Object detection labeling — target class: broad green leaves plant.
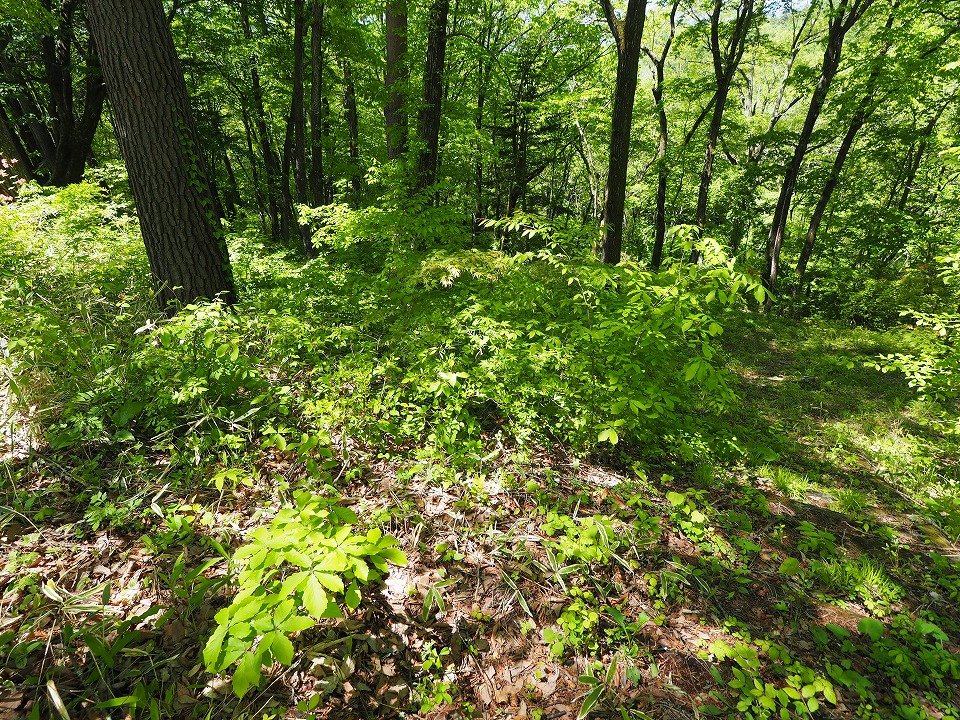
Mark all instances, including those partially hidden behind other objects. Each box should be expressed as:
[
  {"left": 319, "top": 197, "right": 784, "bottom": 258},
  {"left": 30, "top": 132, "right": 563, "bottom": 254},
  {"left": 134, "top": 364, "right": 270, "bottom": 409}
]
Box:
[{"left": 203, "top": 492, "right": 407, "bottom": 697}]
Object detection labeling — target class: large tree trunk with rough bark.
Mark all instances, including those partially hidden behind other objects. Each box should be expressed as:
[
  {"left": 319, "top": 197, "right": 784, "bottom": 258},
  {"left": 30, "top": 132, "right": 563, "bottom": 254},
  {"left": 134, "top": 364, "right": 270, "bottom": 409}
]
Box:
[
  {"left": 87, "top": 0, "right": 235, "bottom": 311},
  {"left": 600, "top": 0, "right": 647, "bottom": 265}
]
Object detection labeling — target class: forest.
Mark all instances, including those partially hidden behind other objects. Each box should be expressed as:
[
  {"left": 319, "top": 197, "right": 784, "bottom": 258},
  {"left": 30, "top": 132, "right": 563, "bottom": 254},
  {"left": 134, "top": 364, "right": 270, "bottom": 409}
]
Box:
[{"left": 1, "top": 0, "right": 960, "bottom": 717}]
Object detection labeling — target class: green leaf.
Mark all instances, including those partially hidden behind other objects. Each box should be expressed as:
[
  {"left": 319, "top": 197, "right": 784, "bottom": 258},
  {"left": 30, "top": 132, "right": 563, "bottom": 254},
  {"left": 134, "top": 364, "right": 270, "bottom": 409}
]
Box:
[
  {"left": 344, "top": 582, "right": 362, "bottom": 611},
  {"left": 314, "top": 572, "right": 345, "bottom": 593},
  {"left": 269, "top": 632, "right": 295, "bottom": 666},
  {"left": 577, "top": 684, "right": 604, "bottom": 719},
  {"left": 203, "top": 623, "right": 228, "bottom": 671},
  {"left": 857, "top": 617, "right": 885, "bottom": 642},
  {"left": 303, "top": 575, "right": 329, "bottom": 619},
  {"left": 380, "top": 547, "right": 407, "bottom": 566},
  {"left": 280, "top": 614, "right": 314, "bottom": 633},
  {"left": 597, "top": 428, "right": 619, "bottom": 445},
  {"left": 666, "top": 491, "right": 686, "bottom": 507},
  {"left": 779, "top": 557, "right": 801, "bottom": 576},
  {"left": 232, "top": 651, "right": 262, "bottom": 698}
]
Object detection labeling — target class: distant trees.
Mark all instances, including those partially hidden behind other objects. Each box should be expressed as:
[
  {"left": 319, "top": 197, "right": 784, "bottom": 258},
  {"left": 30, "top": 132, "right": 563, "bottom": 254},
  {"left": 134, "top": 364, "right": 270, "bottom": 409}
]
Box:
[
  {"left": 2, "top": 0, "right": 958, "bottom": 317},
  {"left": 87, "top": 0, "right": 235, "bottom": 310},
  {"left": 0, "top": 0, "right": 106, "bottom": 185}
]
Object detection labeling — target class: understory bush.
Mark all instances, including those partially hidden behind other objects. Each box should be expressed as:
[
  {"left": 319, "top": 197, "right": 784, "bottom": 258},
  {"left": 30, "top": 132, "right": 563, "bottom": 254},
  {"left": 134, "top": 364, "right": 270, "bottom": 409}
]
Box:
[
  {"left": 874, "top": 251, "right": 960, "bottom": 406},
  {"left": 2, "top": 189, "right": 764, "bottom": 470}
]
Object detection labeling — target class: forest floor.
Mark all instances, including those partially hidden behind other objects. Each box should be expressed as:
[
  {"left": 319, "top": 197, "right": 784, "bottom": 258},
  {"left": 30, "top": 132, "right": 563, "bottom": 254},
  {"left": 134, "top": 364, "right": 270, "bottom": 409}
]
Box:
[
  {"left": 2, "top": 190, "right": 960, "bottom": 720},
  {"left": 3, "top": 315, "right": 959, "bottom": 720}
]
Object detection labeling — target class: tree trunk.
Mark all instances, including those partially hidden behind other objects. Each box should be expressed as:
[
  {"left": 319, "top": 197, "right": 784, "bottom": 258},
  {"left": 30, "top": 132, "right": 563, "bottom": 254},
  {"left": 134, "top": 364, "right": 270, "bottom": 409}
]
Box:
[
  {"left": 0, "top": 105, "right": 33, "bottom": 184},
  {"left": 764, "top": 0, "right": 875, "bottom": 308},
  {"left": 39, "top": 2, "right": 107, "bottom": 185},
  {"left": 291, "top": 0, "right": 313, "bottom": 256},
  {"left": 417, "top": 0, "right": 450, "bottom": 192},
  {"left": 647, "top": 1, "right": 680, "bottom": 270},
  {"left": 692, "top": 0, "right": 754, "bottom": 262},
  {"left": 0, "top": 106, "right": 31, "bottom": 197},
  {"left": 385, "top": 0, "right": 409, "bottom": 160},
  {"left": 652, "top": 89, "right": 668, "bottom": 271},
  {"left": 87, "top": 0, "right": 235, "bottom": 310},
  {"left": 0, "top": 52, "right": 58, "bottom": 173},
  {"left": 794, "top": 111, "right": 864, "bottom": 290},
  {"left": 240, "top": 0, "right": 282, "bottom": 239},
  {"left": 342, "top": 58, "right": 362, "bottom": 198},
  {"left": 600, "top": 0, "right": 647, "bottom": 265},
  {"left": 795, "top": 2, "right": 897, "bottom": 292},
  {"left": 897, "top": 107, "right": 943, "bottom": 212},
  {"left": 310, "top": 0, "right": 326, "bottom": 206}
]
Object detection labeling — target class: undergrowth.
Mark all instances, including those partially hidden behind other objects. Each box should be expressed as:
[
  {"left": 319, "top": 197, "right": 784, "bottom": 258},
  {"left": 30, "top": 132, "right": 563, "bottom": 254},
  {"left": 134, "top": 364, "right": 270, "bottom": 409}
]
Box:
[{"left": 2, "top": 184, "right": 959, "bottom": 720}]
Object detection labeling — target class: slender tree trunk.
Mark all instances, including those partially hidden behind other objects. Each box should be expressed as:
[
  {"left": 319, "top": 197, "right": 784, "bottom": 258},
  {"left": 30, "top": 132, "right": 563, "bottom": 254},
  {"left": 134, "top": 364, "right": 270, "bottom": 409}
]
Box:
[
  {"left": 692, "top": 0, "right": 754, "bottom": 262},
  {"left": 310, "top": 0, "right": 326, "bottom": 206},
  {"left": 239, "top": 99, "right": 267, "bottom": 227},
  {"left": 222, "top": 149, "right": 240, "bottom": 216},
  {"left": 417, "top": 0, "right": 450, "bottom": 191},
  {"left": 0, "top": 53, "right": 58, "bottom": 172},
  {"left": 652, "top": 94, "right": 668, "bottom": 270},
  {"left": 0, "top": 107, "right": 31, "bottom": 196},
  {"left": 600, "top": 0, "right": 647, "bottom": 265},
  {"left": 35, "top": 3, "right": 107, "bottom": 185},
  {"left": 240, "top": 0, "right": 282, "bottom": 239},
  {"left": 87, "top": 0, "right": 235, "bottom": 310},
  {"left": 342, "top": 58, "right": 362, "bottom": 197},
  {"left": 291, "top": 0, "right": 313, "bottom": 255},
  {"left": 794, "top": 112, "right": 864, "bottom": 290},
  {"left": 795, "top": 2, "right": 897, "bottom": 292},
  {"left": 385, "top": 0, "right": 409, "bottom": 160},
  {"left": 646, "top": 1, "right": 679, "bottom": 270},
  {"left": 897, "top": 107, "right": 943, "bottom": 212},
  {"left": 764, "top": 0, "right": 875, "bottom": 308},
  {"left": 280, "top": 101, "right": 295, "bottom": 241},
  {"left": 0, "top": 105, "right": 33, "bottom": 183}
]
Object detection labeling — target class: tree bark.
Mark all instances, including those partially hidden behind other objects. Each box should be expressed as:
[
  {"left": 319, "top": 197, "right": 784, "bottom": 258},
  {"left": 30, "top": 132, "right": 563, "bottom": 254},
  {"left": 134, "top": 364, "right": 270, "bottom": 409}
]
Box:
[
  {"left": 794, "top": 2, "right": 898, "bottom": 292},
  {"left": 794, "top": 110, "right": 864, "bottom": 290},
  {"left": 87, "top": 0, "right": 235, "bottom": 310},
  {"left": 385, "top": 0, "right": 409, "bottom": 160},
  {"left": 646, "top": 0, "right": 680, "bottom": 270},
  {"left": 600, "top": 0, "right": 647, "bottom": 265},
  {"left": 0, "top": 106, "right": 31, "bottom": 197},
  {"left": 39, "top": 2, "right": 107, "bottom": 185},
  {"left": 417, "top": 0, "right": 450, "bottom": 191}
]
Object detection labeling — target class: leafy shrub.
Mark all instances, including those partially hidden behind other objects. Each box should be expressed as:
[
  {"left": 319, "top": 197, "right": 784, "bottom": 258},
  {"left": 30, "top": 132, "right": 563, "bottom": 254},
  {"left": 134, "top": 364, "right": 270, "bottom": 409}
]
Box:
[
  {"left": 309, "top": 217, "right": 766, "bottom": 462},
  {"left": 203, "top": 491, "right": 407, "bottom": 697},
  {"left": 873, "top": 252, "right": 960, "bottom": 403}
]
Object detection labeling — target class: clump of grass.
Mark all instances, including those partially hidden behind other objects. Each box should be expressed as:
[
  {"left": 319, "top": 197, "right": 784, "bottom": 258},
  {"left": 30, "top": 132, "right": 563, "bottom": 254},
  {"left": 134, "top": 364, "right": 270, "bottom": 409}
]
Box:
[
  {"left": 762, "top": 464, "right": 811, "bottom": 500},
  {"left": 832, "top": 487, "right": 875, "bottom": 516},
  {"left": 811, "top": 555, "right": 904, "bottom": 616}
]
